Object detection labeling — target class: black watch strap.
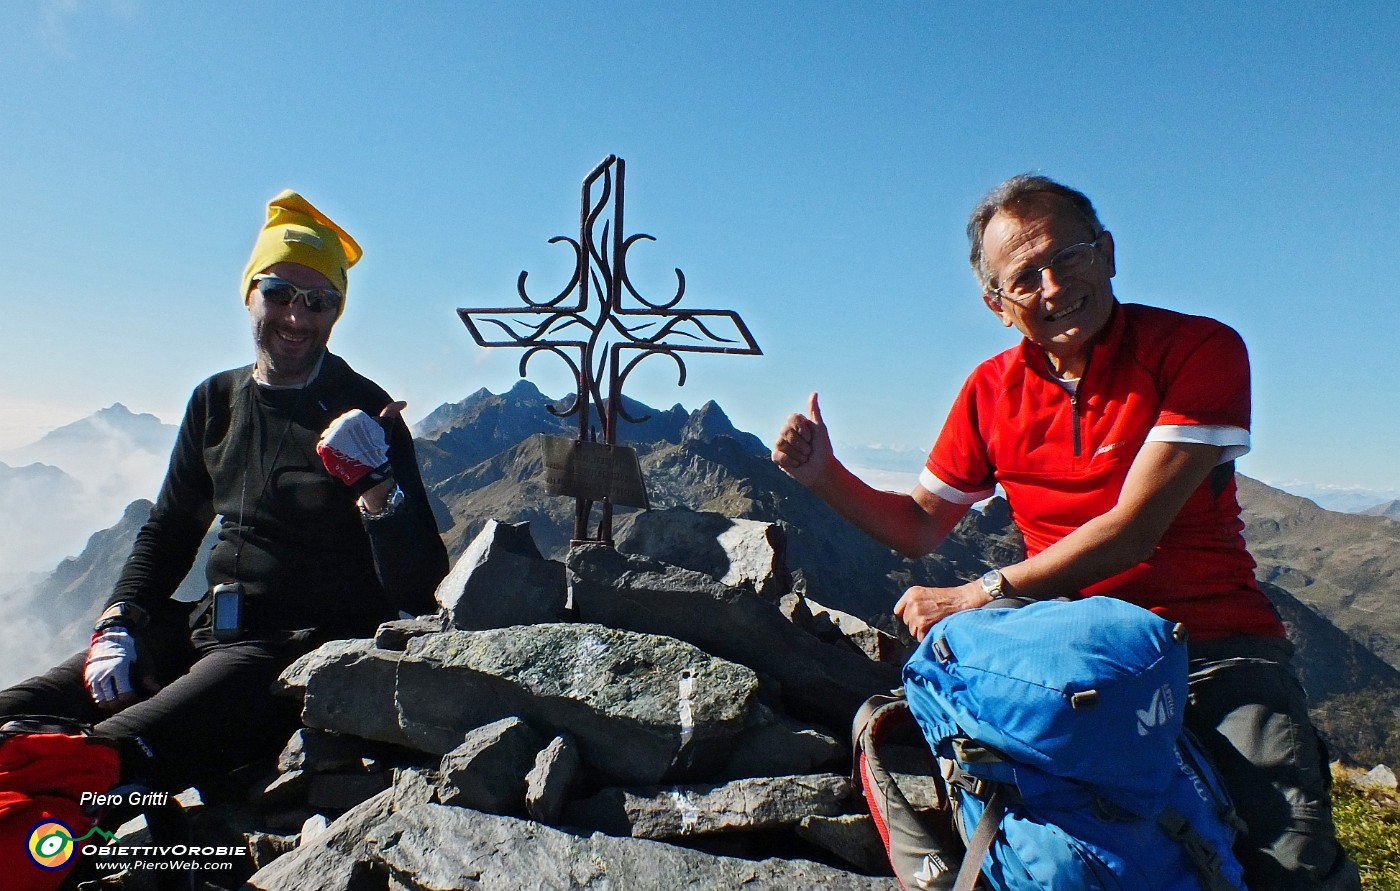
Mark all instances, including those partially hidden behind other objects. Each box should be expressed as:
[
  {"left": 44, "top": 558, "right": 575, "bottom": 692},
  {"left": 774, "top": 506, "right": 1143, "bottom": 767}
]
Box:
[
  {"left": 94, "top": 601, "right": 149, "bottom": 634},
  {"left": 352, "top": 462, "right": 394, "bottom": 495}
]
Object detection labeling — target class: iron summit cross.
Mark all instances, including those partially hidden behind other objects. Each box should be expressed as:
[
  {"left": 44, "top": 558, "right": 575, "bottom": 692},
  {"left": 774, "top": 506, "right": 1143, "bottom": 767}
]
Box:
[{"left": 457, "top": 155, "right": 762, "bottom": 543}]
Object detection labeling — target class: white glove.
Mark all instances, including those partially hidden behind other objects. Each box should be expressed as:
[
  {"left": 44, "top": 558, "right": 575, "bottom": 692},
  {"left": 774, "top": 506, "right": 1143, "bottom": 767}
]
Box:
[
  {"left": 317, "top": 409, "right": 392, "bottom": 493},
  {"left": 84, "top": 629, "right": 138, "bottom": 709}
]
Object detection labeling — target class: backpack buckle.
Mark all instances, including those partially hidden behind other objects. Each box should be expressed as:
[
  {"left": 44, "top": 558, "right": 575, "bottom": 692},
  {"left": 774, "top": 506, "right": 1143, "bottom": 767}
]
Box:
[
  {"left": 952, "top": 737, "right": 1003, "bottom": 765},
  {"left": 945, "top": 762, "right": 991, "bottom": 798},
  {"left": 931, "top": 638, "right": 954, "bottom": 664}
]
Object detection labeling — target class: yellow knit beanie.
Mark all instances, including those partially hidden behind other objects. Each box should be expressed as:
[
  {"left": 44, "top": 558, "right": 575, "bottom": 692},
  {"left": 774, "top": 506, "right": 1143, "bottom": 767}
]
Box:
[{"left": 240, "top": 190, "right": 362, "bottom": 311}]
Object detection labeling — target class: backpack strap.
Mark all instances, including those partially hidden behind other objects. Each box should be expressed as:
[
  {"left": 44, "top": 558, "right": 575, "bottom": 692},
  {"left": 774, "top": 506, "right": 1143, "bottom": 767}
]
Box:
[
  {"left": 951, "top": 789, "right": 1002, "bottom": 891},
  {"left": 1157, "top": 807, "right": 1244, "bottom": 891},
  {"left": 853, "top": 690, "right": 962, "bottom": 890},
  {"left": 0, "top": 716, "right": 95, "bottom": 740},
  {"left": 851, "top": 690, "right": 908, "bottom": 780},
  {"left": 943, "top": 757, "right": 1005, "bottom": 891}
]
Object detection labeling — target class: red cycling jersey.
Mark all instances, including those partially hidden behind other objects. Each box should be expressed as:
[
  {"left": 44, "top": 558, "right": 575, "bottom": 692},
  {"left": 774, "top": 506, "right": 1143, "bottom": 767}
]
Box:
[{"left": 921, "top": 302, "right": 1283, "bottom": 641}]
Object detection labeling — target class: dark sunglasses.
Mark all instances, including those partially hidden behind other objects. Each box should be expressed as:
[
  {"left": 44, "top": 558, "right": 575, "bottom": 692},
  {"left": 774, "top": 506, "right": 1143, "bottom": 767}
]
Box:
[{"left": 251, "top": 274, "right": 343, "bottom": 313}]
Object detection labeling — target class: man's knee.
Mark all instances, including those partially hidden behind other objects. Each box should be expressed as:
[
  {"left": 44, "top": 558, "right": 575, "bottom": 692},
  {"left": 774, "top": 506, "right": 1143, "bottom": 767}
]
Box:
[{"left": 91, "top": 642, "right": 304, "bottom": 788}]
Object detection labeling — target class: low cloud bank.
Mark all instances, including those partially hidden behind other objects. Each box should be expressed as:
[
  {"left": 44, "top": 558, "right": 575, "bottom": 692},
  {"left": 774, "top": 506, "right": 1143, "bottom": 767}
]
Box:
[{"left": 0, "top": 406, "right": 173, "bottom": 582}]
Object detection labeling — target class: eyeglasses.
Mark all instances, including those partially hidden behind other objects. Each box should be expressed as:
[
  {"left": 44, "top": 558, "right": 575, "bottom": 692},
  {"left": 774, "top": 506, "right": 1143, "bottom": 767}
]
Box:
[
  {"left": 251, "top": 275, "right": 342, "bottom": 313},
  {"left": 988, "top": 237, "right": 1102, "bottom": 307}
]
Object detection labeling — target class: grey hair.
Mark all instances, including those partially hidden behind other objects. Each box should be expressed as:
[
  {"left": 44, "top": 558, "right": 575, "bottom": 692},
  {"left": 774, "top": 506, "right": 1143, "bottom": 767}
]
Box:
[{"left": 967, "top": 174, "right": 1106, "bottom": 288}]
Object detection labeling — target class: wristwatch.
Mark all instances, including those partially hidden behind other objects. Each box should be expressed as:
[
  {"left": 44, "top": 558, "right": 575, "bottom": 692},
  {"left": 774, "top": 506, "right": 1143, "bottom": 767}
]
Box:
[
  {"left": 361, "top": 483, "right": 405, "bottom": 518},
  {"left": 978, "top": 569, "right": 1007, "bottom": 601},
  {"left": 94, "top": 600, "right": 148, "bottom": 633}
]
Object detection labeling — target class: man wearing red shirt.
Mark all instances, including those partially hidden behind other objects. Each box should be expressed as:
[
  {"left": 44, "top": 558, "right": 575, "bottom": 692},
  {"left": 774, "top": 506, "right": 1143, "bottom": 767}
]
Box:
[{"left": 773, "top": 175, "right": 1357, "bottom": 890}]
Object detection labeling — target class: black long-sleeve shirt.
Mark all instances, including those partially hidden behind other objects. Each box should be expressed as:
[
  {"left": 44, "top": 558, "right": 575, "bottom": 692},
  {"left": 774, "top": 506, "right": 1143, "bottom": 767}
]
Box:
[{"left": 108, "top": 352, "right": 448, "bottom": 638}]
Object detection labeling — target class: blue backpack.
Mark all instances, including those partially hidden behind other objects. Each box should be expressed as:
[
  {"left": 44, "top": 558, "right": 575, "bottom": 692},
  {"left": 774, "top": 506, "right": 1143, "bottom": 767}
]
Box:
[{"left": 902, "top": 597, "right": 1247, "bottom": 891}]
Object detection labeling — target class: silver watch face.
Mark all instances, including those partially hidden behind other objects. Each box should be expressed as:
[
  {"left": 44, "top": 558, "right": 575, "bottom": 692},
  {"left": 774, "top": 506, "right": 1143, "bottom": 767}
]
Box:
[
  {"left": 363, "top": 484, "right": 405, "bottom": 517},
  {"left": 979, "top": 570, "right": 1002, "bottom": 596}
]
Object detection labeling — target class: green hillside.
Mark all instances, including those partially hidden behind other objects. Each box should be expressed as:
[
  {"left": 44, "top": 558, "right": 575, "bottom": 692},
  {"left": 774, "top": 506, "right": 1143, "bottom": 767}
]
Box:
[{"left": 1333, "top": 768, "right": 1400, "bottom": 889}]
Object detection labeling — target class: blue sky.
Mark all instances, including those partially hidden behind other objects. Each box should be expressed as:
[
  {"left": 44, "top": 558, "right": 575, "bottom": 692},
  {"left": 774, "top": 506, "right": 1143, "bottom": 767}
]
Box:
[{"left": 2, "top": 1, "right": 1398, "bottom": 496}]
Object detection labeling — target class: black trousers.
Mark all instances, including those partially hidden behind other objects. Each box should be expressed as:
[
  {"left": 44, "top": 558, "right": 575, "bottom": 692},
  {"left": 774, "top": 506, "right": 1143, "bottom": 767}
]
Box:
[
  {"left": 1186, "top": 637, "right": 1359, "bottom": 891},
  {"left": 0, "top": 635, "right": 309, "bottom": 793}
]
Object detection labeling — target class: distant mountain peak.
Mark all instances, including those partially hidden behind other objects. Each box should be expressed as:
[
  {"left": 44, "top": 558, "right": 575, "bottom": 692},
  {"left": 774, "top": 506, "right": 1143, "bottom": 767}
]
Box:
[
  {"left": 506, "top": 379, "right": 544, "bottom": 399},
  {"left": 0, "top": 460, "right": 74, "bottom": 483},
  {"left": 1360, "top": 499, "right": 1400, "bottom": 521},
  {"left": 0, "top": 404, "right": 176, "bottom": 466},
  {"left": 31, "top": 403, "right": 170, "bottom": 441},
  {"left": 682, "top": 400, "right": 739, "bottom": 442}
]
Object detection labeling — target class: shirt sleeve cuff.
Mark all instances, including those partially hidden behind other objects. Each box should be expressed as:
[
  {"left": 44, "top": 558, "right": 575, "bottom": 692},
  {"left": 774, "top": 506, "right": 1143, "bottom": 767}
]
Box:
[
  {"left": 918, "top": 467, "right": 995, "bottom": 504},
  {"left": 1145, "top": 424, "right": 1251, "bottom": 463}
]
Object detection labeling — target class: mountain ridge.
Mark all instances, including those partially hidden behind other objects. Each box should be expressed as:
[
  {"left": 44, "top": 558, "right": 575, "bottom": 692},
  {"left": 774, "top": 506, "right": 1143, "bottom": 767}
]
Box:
[
  {"left": 2, "top": 387, "right": 1397, "bottom": 765},
  {"left": 0, "top": 402, "right": 175, "bottom": 463},
  {"left": 1359, "top": 499, "right": 1400, "bottom": 522},
  {"left": 1237, "top": 475, "right": 1400, "bottom": 673}
]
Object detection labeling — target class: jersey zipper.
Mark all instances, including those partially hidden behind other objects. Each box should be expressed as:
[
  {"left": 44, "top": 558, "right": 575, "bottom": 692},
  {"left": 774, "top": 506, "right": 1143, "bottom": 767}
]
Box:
[
  {"left": 1068, "top": 355, "right": 1091, "bottom": 460},
  {"left": 1044, "top": 350, "right": 1089, "bottom": 460},
  {"left": 1071, "top": 391, "right": 1081, "bottom": 457}
]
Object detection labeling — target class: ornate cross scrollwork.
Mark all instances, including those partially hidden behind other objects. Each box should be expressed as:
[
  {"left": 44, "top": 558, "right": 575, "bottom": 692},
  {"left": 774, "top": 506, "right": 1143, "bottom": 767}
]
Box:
[{"left": 458, "top": 155, "right": 762, "bottom": 543}]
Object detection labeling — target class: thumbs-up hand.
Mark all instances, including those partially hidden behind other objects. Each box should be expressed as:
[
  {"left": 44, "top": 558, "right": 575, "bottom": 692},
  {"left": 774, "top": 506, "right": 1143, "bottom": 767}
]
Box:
[
  {"left": 771, "top": 392, "right": 835, "bottom": 489},
  {"left": 317, "top": 405, "right": 398, "bottom": 494}
]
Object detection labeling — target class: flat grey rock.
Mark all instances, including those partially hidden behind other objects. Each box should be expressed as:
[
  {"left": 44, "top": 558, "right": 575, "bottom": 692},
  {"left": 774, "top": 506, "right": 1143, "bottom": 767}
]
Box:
[
  {"left": 564, "top": 773, "right": 852, "bottom": 839},
  {"left": 719, "top": 703, "right": 844, "bottom": 780},
  {"left": 275, "top": 639, "right": 382, "bottom": 701},
  {"left": 367, "top": 803, "right": 902, "bottom": 890},
  {"left": 394, "top": 624, "right": 757, "bottom": 783},
  {"left": 296, "top": 642, "right": 408, "bottom": 748},
  {"left": 796, "top": 813, "right": 891, "bottom": 874},
  {"left": 392, "top": 766, "right": 440, "bottom": 812},
  {"left": 568, "top": 545, "right": 899, "bottom": 728},
  {"left": 376, "top": 615, "right": 448, "bottom": 651},
  {"left": 617, "top": 508, "right": 789, "bottom": 601},
  {"left": 276, "top": 728, "right": 371, "bottom": 775}
]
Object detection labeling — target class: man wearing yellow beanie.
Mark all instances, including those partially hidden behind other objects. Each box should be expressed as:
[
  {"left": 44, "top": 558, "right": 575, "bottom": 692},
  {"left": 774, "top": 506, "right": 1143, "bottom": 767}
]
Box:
[
  {"left": 0, "top": 191, "right": 448, "bottom": 807},
  {"left": 241, "top": 189, "right": 362, "bottom": 301},
  {"left": 240, "top": 190, "right": 361, "bottom": 387}
]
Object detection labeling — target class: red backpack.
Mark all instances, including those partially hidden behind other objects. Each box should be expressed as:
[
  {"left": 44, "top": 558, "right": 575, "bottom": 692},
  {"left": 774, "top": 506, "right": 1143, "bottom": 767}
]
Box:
[{"left": 0, "top": 718, "right": 121, "bottom": 891}]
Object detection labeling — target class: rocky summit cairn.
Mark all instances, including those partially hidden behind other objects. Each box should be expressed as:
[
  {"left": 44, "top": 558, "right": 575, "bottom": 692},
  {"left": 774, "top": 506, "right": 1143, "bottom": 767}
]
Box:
[{"left": 170, "top": 510, "right": 909, "bottom": 889}]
